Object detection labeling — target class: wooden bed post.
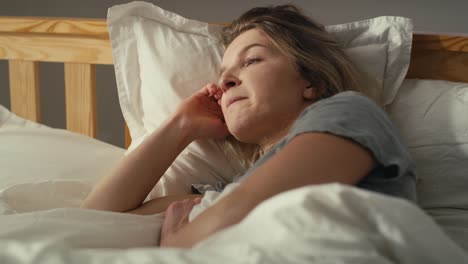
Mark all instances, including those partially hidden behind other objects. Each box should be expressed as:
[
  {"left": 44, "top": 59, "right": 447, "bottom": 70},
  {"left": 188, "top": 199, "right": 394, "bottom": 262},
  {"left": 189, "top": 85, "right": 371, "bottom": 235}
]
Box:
[
  {"left": 125, "top": 123, "right": 132, "bottom": 149},
  {"left": 8, "top": 60, "right": 41, "bottom": 122},
  {"left": 64, "top": 63, "right": 97, "bottom": 138}
]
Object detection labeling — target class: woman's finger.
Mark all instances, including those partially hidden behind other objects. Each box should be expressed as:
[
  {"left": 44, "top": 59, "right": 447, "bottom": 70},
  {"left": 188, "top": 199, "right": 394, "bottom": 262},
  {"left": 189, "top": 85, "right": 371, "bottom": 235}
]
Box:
[{"left": 206, "top": 83, "right": 218, "bottom": 95}]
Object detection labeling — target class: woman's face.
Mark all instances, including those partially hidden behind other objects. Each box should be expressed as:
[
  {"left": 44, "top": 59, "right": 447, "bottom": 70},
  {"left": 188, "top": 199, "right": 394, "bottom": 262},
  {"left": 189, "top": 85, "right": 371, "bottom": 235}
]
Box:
[{"left": 219, "top": 28, "right": 310, "bottom": 145}]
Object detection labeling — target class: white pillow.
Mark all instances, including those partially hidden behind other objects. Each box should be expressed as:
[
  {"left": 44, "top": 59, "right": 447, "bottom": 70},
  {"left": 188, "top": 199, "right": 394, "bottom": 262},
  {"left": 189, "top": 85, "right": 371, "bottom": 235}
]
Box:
[
  {"left": 107, "top": 1, "right": 413, "bottom": 198},
  {"left": 0, "top": 105, "right": 125, "bottom": 213},
  {"left": 387, "top": 79, "right": 468, "bottom": 251}
]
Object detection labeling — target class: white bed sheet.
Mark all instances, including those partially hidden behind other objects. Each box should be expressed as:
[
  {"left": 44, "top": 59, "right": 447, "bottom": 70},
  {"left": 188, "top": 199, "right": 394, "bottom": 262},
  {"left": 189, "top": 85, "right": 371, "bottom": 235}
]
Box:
[{"left": 0, "top": 105, "right": 125, "bottom": 211}]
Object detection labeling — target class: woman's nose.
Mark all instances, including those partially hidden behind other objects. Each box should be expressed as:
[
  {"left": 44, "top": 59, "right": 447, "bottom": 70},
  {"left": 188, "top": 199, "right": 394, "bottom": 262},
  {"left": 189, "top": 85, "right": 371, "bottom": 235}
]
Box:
[{"left": 219, "top": 76, "right": 241, "bottom": 92}]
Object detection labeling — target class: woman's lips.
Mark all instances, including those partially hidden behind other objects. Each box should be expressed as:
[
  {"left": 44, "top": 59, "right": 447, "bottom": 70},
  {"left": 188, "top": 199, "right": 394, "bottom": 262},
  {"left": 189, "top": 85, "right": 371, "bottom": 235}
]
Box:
[{"left": 227, "top": 97, "right": 247, "bottom": 108}]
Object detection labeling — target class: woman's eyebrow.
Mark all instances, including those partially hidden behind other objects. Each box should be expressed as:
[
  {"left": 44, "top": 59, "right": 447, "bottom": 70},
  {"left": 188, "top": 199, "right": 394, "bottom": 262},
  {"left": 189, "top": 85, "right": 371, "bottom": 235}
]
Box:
[{"left": 220, "top": 43, "right": 267, "bottom": 76}]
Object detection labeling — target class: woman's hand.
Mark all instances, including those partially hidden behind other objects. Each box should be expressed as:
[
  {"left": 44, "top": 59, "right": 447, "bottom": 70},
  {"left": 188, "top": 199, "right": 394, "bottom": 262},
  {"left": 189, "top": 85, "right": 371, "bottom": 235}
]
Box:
[
  {"left": 160, "top": 197, "right": 202, "bottom": 247},
  {"left": 173, "top": 83, "right": 229, "bottom": 141}
]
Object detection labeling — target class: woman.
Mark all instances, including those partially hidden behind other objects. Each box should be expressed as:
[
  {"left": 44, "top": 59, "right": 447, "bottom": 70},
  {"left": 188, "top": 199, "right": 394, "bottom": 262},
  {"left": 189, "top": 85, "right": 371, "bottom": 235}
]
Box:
[{"left": 81, "top": 5, "right": 416, "bottom": 248}]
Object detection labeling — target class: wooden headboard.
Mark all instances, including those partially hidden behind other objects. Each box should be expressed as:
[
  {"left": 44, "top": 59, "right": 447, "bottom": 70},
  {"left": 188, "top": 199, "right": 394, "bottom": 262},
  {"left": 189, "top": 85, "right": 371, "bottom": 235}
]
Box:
[{"left": 1, "top": 17, "right": 468, "bottom": 149}]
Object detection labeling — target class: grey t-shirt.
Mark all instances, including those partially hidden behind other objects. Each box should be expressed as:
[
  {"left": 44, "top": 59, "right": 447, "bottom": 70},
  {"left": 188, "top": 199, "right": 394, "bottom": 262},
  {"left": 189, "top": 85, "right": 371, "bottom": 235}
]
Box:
[{"left": 193, "top": 91, "right": 417, "bottom": 202}]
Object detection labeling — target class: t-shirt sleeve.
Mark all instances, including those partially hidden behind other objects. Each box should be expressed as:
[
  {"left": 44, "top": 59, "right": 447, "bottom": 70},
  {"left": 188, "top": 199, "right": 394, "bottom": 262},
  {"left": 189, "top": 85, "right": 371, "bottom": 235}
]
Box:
[{"left": 285, "top": 91, "right": 416, "bottom": 200}]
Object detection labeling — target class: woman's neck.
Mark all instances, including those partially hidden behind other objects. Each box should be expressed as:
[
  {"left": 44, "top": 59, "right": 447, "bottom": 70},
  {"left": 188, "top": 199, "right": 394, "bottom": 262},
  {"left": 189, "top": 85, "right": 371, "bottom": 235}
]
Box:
[
  {"left": 258, "top": 103, "right": 311, "bottom": 154},
  {"left": 258, "top": 122, "right": 291, "bottom": 154}
]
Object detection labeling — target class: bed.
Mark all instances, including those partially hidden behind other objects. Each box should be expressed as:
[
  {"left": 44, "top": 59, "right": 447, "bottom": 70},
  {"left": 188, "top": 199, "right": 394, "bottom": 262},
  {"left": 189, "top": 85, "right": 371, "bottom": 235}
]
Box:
[{"left": 0, "top": 2, "right": 468, "bottom": 263}]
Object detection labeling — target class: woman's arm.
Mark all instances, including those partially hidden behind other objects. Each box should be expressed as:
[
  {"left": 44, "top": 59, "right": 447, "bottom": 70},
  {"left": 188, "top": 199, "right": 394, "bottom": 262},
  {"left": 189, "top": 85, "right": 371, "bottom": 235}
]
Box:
[
  {"left": 161, "top": 132, "right": 377, "bottom": 247},
  {"left": 80, "top": 84, "right": 227, "bottom": 213},
  {"left": 80, "top": 114, "right": 194, "bottom": 212},
  {"left": 127, "top": 194, "right": 203, "bottom": 215}
]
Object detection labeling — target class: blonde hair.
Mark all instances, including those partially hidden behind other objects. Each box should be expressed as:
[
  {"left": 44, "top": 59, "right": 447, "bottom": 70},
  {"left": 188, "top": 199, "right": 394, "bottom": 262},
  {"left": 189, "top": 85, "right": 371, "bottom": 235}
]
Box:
[{"left": 219, "top": 4, "right": 380, "bottom": 171}]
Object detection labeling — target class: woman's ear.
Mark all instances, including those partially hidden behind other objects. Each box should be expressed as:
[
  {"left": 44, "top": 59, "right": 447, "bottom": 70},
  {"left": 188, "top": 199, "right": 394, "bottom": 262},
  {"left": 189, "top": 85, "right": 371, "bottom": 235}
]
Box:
[{"left": 302, "top": 85, "right": 318, "bottom": 100}]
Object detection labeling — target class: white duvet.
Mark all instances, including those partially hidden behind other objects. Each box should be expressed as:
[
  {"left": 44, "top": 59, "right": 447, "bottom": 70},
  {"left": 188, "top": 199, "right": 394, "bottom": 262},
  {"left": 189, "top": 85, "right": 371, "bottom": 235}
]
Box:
[
  {"left": 1, "top": 106, "right": 467, "bottom": 263},
  {"left": 0, "top": 183, "right": 467, "bottom": 264}
]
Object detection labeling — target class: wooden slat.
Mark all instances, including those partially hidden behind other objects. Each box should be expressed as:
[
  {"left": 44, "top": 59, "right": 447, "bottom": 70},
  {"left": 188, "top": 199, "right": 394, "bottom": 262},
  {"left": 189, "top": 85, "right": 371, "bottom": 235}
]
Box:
[
  {"left": 0, "top": 16, "right": 108, "bottom": 37},
  {"left": 412, "top": 34, "right": 468, "bottom": 52},
  {"left": 0, "top": 33, "right": 112, "bottom": 64},
  {"left": 64, "top": 63, "right": 96, "bottom": 138},
  {"left": 407, "top": 49, "right": 468, "bottom": 82},
  {"left": 125, "top": 123, "right": 132, "bottom": 149},
  {"left": 405, "top": 33, "right": 468, "bottom": 82},
  {"left": 8, "top": 60, "right": 41, "bottom": 122}
]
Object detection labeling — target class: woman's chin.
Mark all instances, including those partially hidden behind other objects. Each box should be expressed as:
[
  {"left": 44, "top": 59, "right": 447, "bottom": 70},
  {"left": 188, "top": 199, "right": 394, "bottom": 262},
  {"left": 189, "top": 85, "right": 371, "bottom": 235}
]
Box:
[{"left": 227, "top": 125, "right": 258, "bottom": 144}]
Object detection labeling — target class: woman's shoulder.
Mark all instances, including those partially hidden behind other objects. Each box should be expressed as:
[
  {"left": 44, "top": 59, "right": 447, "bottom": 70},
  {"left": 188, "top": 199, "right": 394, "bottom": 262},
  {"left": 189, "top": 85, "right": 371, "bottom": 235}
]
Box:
[
  {"left": 326, "top": 90, "right": 375, "bottom": 101},
  {"left": 295, "top": 91, "right": 387, "bottom": 127},
  {"left": 303, "top": 91, "right": 381, "bottom": 114},
  {"left": 287, "top": 90, "right": 409, "bottom": 170}
]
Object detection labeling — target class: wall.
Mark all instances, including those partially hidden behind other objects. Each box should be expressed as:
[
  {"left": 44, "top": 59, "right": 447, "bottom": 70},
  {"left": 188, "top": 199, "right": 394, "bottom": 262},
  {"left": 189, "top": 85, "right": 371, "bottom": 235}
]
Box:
[{"left": 1, "top": 0, "right": 467, "bottom": 148}]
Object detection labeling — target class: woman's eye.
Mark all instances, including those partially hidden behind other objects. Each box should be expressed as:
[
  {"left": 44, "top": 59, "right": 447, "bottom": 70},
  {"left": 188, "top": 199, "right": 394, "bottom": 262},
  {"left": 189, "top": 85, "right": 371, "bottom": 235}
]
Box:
[{"left": 243, "top": 57, "right": 260, "bottom": 67}]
